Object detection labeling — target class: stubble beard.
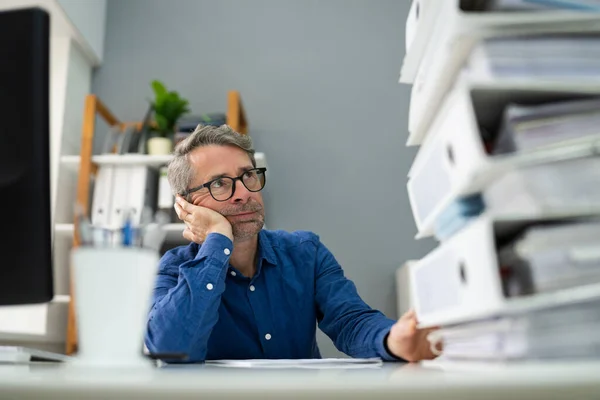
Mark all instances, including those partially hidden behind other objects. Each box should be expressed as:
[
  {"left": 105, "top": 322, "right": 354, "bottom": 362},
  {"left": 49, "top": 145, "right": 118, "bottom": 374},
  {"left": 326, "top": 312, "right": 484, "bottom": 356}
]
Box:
[{"left": 219, "top": 200, "right": 265, "bottom": 241}]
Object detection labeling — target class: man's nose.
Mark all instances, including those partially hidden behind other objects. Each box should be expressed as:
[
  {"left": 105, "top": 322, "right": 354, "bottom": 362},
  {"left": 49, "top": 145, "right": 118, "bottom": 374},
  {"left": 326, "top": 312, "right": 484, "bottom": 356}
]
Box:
[{"left": 231, "top": 179, "right": 251, "bottom": 203}]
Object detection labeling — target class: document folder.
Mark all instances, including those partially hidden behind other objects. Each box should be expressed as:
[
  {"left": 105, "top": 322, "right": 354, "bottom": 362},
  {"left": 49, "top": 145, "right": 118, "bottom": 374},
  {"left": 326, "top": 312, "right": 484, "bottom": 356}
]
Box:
[
  {"left": 407, "top": 80, "right": 600, "bottom": 238},
  {"left": 410, "top": 214, "right": 600, "bottom": 328}
]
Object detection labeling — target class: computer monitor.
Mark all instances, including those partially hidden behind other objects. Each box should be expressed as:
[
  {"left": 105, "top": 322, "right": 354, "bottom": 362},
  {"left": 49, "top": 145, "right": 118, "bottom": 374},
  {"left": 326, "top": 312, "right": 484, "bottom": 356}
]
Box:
[{"left": 0, "top": 7, "right": 52, "bottom": 305}]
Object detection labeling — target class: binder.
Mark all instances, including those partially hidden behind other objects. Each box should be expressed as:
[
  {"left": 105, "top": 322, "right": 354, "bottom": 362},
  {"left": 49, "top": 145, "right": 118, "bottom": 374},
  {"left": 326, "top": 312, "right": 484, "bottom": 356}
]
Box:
[
  {"left": 404, "top": 0, "right": 418, "bottom": 55},
  {"left": 428, "top": 295, "right": 600, "bottom": 361},
  {"left": 406, "top": 28, "right": 600, "bottom": 146},
  {"left": 127, "top": 166, "right": 158, "bottom": 226},
  {"left": 108, "top": 166, "right": 132, "bottom": 230},
  {"left": 157, "top": 165, "right": 173, "bottom": 211},
  {"left": 400, "top": 0, "right": 600, "bottom": 84},
  {"left": 409, "top": 214, "right": 600, "bottom": 328},
  {"left": 407, "top": 80, "right": 600, "bottom": 238},
  {"left": 90, "top": 165, "right": 114, "bottom": 228}
]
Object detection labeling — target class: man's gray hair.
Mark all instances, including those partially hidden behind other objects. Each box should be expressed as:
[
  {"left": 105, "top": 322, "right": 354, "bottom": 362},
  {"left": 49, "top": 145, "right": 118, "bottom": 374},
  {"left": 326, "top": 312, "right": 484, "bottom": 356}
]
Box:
[{"left": 167, "top": 124, "right": 256, "bottom": 196}]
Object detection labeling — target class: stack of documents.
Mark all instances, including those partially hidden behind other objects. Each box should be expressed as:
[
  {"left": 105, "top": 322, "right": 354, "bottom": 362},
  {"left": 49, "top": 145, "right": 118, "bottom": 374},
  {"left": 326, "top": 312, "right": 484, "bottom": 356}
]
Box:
[
  {"left": 471, "top": 0, "right": 600, "bottom": 11},
  {"left": 417, "top": 218, "right": 600, "bottom": 362},
  {"left": 493, "top": 97, "right": 600, "bottom": 154},
  {"left": 467, "top": 34, "right": 600, "bottom": 81},
  {"left": 432, "top": 96, "right": 600, "bottom": 239},
  {"left": 497, "top": 220, "right": 600, "bottom": 296},
  {"left": 401, "top": 0, "right": 600, "bottom": 365},
  {"left": 482, "top": 154, "right": 600, "bottom": 216},
  {"left": 428, "top": 294, "right": 600, "bottom": 361}
]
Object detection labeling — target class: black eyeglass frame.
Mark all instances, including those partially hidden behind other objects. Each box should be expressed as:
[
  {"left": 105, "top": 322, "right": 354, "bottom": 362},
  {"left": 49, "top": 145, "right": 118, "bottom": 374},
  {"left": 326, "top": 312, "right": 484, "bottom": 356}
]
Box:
[{"left": 181, "top": 167, "right": 267, "bottom": 202}]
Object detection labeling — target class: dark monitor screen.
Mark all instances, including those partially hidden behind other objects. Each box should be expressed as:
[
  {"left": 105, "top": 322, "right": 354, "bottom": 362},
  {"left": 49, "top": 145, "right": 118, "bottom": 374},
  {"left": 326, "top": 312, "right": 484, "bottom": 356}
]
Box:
[{"left": 0, "top": 7, "right": 52, "bottom": 305}]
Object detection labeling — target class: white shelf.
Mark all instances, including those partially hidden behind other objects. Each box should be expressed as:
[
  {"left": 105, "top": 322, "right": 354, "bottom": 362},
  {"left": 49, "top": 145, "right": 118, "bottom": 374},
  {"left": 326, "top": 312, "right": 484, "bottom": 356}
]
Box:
[
  {"left": 61, "top": 154, "right": 173, "bottom": 168},
  {"left": 61, "top": 152, "right": 266, "bottom": 169},
  {"left": 54, "top": 223, "right": 74, "bottom": 235},
  {"left": 53, "top": 223, "right": 188, "bottom": 244}
]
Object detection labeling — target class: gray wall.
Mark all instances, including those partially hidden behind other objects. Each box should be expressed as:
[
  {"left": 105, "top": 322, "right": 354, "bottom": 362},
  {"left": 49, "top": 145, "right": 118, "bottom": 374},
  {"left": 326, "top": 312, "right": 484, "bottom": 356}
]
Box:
[{"left": 93, "top": 0, "right": 435, "bottom": 357}]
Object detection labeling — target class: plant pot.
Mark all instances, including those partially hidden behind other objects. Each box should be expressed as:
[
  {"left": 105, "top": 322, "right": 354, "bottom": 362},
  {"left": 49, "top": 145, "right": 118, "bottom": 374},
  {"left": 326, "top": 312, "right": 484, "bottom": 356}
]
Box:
[{"left": 147, "top": 137, "right": 173, "bottom": 155}]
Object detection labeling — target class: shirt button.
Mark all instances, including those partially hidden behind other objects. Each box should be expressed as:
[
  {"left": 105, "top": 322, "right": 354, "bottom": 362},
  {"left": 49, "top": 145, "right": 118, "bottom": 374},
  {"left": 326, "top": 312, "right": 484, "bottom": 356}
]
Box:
[
  {"left": 230, "top": 270, "right": 236, "bottom": 277},
  {"left": 206, "top": 283, "right": 214, "bottom": 290},
  {"left": 265, "top": 333, "right": 272, "bottom": 340},
  {"left": 224, "top": 248, "right": 231, "bottom": 256},
  {"left": 249, "top": 285, "right": 255, "bottom": 292}
]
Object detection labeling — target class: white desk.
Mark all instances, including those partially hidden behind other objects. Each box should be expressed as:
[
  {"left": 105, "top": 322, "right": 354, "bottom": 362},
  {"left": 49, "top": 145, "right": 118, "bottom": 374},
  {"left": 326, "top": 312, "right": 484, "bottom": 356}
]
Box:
[{"left": 0, "top": 360, "right": 599, "bottom": 399}]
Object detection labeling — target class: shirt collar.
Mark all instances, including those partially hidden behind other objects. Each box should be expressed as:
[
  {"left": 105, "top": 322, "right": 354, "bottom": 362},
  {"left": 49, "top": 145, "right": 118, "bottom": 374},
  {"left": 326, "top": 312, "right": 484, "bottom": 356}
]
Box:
[{"left": 257, "top": 229, "right": 277, "bottom": 267}]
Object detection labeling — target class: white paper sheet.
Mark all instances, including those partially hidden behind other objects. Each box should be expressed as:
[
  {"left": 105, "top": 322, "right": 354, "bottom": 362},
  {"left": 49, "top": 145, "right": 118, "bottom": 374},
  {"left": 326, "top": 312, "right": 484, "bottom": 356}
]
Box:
[{"left": 206, "top": 358, "right": 383, "bottom": 369}]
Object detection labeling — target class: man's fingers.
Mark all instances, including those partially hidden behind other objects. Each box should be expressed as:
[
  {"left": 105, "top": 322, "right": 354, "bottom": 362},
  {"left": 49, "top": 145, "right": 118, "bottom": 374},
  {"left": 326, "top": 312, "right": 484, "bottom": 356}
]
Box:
[
  {"left": 401, "top": 309, "right": 416, "bottom": 321},
  {"left": 174, "top": 203, "right": 183, "bottom": 219},
  {"left": 176, "top": 195, "right": 195, "bottom": 213},
  {"left": 175, "top": 202, "right": 196, "bottom": 223}
]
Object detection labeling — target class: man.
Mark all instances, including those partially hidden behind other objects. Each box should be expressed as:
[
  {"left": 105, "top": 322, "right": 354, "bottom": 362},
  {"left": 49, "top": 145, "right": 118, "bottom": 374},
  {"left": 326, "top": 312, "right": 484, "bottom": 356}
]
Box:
[{"left": 145, "top": 124, "right": 437, "bottom": 362}]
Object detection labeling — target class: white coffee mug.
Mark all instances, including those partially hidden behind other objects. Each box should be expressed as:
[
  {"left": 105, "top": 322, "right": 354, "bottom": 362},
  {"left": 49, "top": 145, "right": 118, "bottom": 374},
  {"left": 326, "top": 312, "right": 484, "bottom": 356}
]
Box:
[{"left": 70, "top": 247, "right": 159, "bottom": 368}]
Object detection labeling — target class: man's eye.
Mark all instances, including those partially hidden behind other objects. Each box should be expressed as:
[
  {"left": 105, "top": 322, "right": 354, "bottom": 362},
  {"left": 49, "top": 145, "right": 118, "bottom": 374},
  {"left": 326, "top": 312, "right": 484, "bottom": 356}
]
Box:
[
  {"left": 212, "top": 178, "right": 226, "bottom": 188},
  {"left": 244, "top": 171, "right": 257, "bottom": 179}
]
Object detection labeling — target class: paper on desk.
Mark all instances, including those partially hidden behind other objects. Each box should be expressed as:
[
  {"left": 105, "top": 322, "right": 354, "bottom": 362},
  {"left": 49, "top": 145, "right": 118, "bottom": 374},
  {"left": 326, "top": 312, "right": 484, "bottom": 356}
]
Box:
[{"left": 206, "top": 358, "right": 383, "bottom": 369}]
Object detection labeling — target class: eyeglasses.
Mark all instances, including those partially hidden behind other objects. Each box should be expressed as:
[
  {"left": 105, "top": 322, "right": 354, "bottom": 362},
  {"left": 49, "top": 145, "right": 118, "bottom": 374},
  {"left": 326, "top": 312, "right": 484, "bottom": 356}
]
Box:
[{"left": 182, "top": 167, "right": 267, "bottom": 202}]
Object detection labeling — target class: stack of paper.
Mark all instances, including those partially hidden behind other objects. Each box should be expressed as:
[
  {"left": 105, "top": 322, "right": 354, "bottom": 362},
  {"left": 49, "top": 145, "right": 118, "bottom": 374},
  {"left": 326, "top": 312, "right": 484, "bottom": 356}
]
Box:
[
  {"left": 467, "top": 34, "right": 600, "bottom": 81},
  {"left": 428, "top": 294, "right": 600, "bottom": 361},
  {"left": 482, "top": 155, "right": 600, "bottom": 216},
  {"left": 493, "top": 97, "right": 600, "bottom": 154},
  {"left": 472, "top": 0, "right": 600, "bottom": 11},
  {"left": 206, "top": 358, "right": 383, "bottom": 369},
  {"left": 401, "top": 0, "right": 600, "bottom": 366},
  {"left": 433, "top": 96, "right": 600, "bottom": 239},
  {"left": 498, "top": 220, "right": 600, "bottom": 296}
]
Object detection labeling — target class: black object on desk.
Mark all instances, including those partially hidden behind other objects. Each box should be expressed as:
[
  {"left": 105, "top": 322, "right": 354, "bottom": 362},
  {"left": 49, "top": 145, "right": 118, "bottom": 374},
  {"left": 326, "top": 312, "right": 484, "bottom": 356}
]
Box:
[{"left": 0, "top": 7, "right": 53, "bottom": 306}]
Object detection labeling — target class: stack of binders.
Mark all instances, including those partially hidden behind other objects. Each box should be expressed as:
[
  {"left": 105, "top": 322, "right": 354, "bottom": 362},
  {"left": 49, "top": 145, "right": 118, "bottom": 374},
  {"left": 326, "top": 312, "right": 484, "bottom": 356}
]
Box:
[{"left": 400, "top": 0, "right": 600, "bottom": 363}]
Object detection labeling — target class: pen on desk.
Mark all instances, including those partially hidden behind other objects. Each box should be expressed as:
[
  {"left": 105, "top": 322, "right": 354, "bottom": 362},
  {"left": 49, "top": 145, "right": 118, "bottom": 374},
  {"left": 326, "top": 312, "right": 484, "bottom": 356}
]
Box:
[{"left": 122, "top": 212, "right": 134, "bottom": 247}]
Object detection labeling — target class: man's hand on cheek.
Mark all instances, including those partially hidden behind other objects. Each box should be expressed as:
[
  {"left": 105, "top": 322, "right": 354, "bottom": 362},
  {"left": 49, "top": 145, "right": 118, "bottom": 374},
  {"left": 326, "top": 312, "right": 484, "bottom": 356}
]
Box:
[
  {"left": 174, "top": 196, "right": 233, "bottom": 243},
  {"left": 386, "top": 309, "right": 440, "bottom": 362}
]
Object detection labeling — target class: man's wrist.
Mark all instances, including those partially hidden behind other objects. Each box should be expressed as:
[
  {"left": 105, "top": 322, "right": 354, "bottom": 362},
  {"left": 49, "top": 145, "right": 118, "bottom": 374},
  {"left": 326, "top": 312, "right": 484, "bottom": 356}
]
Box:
[
  {"left": 208, "top": 225, "right": 233, "bottom": 241},
  {"left": 383, "top": 332, "right": 406, "bottom": 362}
]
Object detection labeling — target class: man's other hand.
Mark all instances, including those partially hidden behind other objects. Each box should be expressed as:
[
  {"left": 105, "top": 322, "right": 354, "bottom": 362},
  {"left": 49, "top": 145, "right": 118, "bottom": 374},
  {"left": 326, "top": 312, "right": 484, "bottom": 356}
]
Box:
[{"left": 386, "top": 309, "right": 439, "bottom": 362}]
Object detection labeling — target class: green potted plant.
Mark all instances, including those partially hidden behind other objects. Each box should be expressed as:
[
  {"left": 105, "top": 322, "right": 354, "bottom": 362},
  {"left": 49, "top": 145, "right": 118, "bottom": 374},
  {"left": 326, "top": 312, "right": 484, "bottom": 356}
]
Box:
[{"left": 147, "top": 79, "right": 191, "bottom": 155}]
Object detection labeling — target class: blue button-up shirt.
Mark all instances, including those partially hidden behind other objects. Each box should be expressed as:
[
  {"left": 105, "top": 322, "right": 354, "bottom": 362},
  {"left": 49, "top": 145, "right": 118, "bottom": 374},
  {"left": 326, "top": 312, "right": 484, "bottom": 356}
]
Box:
[{"left": 145, "top": 229, "right": 399, "bottom": 362}]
